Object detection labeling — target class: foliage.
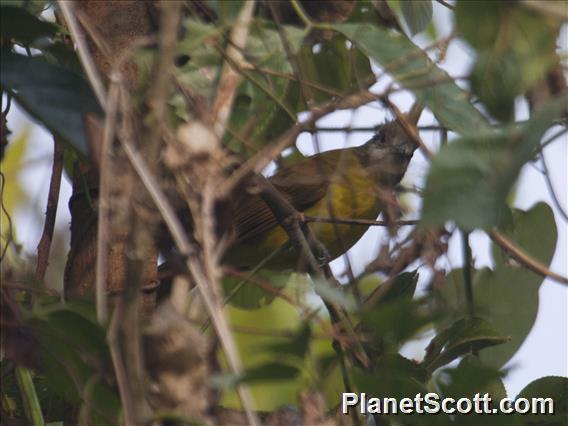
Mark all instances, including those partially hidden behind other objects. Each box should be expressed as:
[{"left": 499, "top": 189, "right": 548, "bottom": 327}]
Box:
[{"left": 1, "top": 1, "right": 566, "bottom": 425}]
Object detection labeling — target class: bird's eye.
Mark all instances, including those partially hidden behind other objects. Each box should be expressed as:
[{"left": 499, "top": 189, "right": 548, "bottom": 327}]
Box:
[{"left": 372, "top": 131, "right": 385, "bottom": 144}]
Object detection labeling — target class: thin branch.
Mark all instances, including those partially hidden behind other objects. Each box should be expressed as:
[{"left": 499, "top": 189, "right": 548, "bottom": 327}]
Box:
[
  {"left": 252, "top": 175, "right": 372, "bottom": 375},
  {"left": 213, "top": 42, "right": 297, "bottom": 122},
  {"left": 35, "top": 139, "right": 63, "bottom": 281},
  {"left": 315, "top": 125, "right": 446, "bottom": 132},
  {"left": 540, "top": 144, "right": 568, "bottom": 222},
  {"left": 240, "top": 61, "right": 344, "bottom": 98},
  {"left": 95, "top": 79, "right": 120, "bottom": 325},
  {"left": 381, "top": 96, "right": 431, "bottom": 159},
  {"left": 290, "top": 0, "right": 313, "bottom": 27},
  {"left": 106, "top": 301, "right": 135, "bottom": 426},
  {"left": 305, "top": 216, "right": 419, "bottom": 227},
  {"left": 490, "top": 229, "right": 568, "bottom": 285},
  {"left": 268, "top": 1, "right": 314, "bottom": 104},
  {"left": 119, "top": 136, "right": 261, "bottom": 426},
  {"left": 57, "top": 0, "right": 107, "bottom": 108},
  {"left": 211, "top": 0, "right": 256, "bottom": 140},
  {"left": 434, "top": 0, "right": 455, "bottom": 10},
  {"left": 219, "top": 89, "right": 378, "bottom": 197},
  {"left": 175, "top": 3, "right": 260, "bottom": 420},
  {"left": 222, "top": 267, "right": 340, "bottom": 339},
  {"left": 0, "top": 172, "right": 15, "bottom": 261},
  {"left": 143, "top": 1, "right": 183, "bottom": 161},
  {"left": 461, "top": 231, "right": 475, "bottom": 317},
  {"left": 538, "top": 126, "right": 568, "bottom": 152}
]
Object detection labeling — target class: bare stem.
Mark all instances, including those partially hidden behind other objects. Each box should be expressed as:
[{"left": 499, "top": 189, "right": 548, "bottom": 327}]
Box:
[{"left": 35, "top": 138, "right": 63, "bottom": 281}]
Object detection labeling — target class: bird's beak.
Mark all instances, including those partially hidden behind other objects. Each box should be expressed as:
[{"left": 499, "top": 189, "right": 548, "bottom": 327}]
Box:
[{"left": 406, "top": 102, "right": 424, "bottom": 126}]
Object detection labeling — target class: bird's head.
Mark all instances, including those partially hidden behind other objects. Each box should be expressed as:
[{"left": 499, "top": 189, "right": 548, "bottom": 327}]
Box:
[{"left": 359, "top": 104, "right": 422, "bottom": 186}]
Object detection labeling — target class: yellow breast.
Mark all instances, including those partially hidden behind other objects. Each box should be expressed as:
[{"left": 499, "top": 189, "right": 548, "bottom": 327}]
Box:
[{"left": 233, "top": 150, "right": 381, "bottom": 269}]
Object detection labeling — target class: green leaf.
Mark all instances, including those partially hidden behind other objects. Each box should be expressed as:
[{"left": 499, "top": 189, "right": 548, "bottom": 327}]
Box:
[
  {"left": 516, "top": 376, "right": 567, "bottom": 425},
  {"left": 241, "top": 362, "right": 301, "bottom": 383},
  {"left": 23, "top": 299, "right": 119, "bottom": 424},
  {"left": 178, "top": 17, "right": 222, "bottom": 53},
  {"left": 311, "top": 278, "right": 358, "bottom": 311},
  {"left": 334, "top": 22, "right": 490, "bottom": 134},
  {"left": 423, "top": 317, "right": 509, "bottom": 372},
  {"left": 0, "top": 1, "right": 50, "bottom": 16},
  {"left": 353, "top": 354, "right": 427, "bottom": 400},
  {"left": 434, "top": 358, "right": 513, "bottom": 424},
  {"left": 1, "top": 52, "right": 102, "bottom": 154},
  {"left": 264, "top": 324, "right": 311, "bottom": 361},
  {"left": 438, "top": 357, "right": 506, "bottom": 399},
  {"left": 361, "top": 298, "right": 438, "bottom": 350},
  {"left": 206, "top": 0, "right": 245, "bottom": 25},
  {"left": 296, "top": 33, "right": 373, "bottom": 103},
  {"left": 434, "top": 203, "right": 556, "bottom": 368},
  {"left": 470, "top": 53, "right": 518, "bottom": 122},
  {"left": 422, "top": 130, "right": 511, "bottom": 229},
  {"left": 456, "top": 2, "right": 559, "bottom": 121},
  {"left": 400, "top": 0, "right": 432, "bottom": 36},
  {"left": 0, "top": 4, "right": 58, "bottom": 44},
  {"left": 455, "top": 1, "right": 505, "bottom": 51},
  {"left": 481, "top": 204, "right": 556, "bottom": 369},
  {"left": 374, "top": 270, "right": 419, "bottom": 306},
  {"left": 222, "top": 294, "right": 303, "bottom": 411},
  {"left": 492, "top": 202, "right": 558, "bottom": 268},
  {"left": 222, "top": 269, "right": 289, "bottom": 309},
  {"left": 421, "top": 95, "right": 567, "bottom": 229}
]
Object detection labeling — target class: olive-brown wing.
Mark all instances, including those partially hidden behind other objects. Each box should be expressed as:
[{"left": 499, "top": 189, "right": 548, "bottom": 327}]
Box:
[{"left": 232, "top": 149, "right": 351, "bottom": 242}]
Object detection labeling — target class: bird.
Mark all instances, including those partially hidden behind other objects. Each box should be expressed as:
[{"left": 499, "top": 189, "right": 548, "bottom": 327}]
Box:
[{"left": 222, "top": 105, "right": 422, "bottom": 270}]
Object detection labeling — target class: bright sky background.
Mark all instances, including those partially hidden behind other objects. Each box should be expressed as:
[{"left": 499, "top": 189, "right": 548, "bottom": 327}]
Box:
[{"left": 3, "top": 0, "right": 566, "bottom": 400}]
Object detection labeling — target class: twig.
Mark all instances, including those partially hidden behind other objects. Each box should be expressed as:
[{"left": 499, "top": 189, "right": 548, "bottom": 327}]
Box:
[
  {"left": 219, "top": 89, "right": 377, "bottom": 197},
  {"left": 290, "top": 0, "right": 313, "bottom": 27},
  {"left": 268, "top": 1, "right": 314, "bottom": 104},
  {"left": 106, "top": 301, "right": 136, "bottom": 426},
  {"left": 198, "top": 2, "right": 261, "bottom": 422},
  {"left": 381, "top": 97, "right": 431, "bottom": 158},
  {"left": 461, "top": 231, "right": 475, "bottom": 317},
  {"left": 211, "top": 0, "right": 256, "bottom": 140},
  {"left": 214, "top": 42, "right": 298, "bottom": 122},
  {"left": 540, "top": 144, "right": 568, "bottom": 222},
  {"left": 57, "top": 0, "right": 107, "bottom": 108},
  {"left": 434, "top": 0, "right": 455, "bottom": 10},
  {"left": 95, "top": 79, "right": 120, "bottom": 325},
  {"left": 315, "top": 125, "right": 446, "bottom": 132},
  {"left": 117, "top": 93, "right": 152, "bottom": 424},
  {"left": 253, "top": 174, "right": 371, "bottom": 380},
  {"left": 35, "top": 138, "right": 64, "bottom": 281},
  {"left": 0, "top": 172, "right": 15, "bottom": 261},
  {"left": 538, "top": 126, "right": 568, "bottom": 152},
  {"left": 305, "top": 216, "right": 419, "bottom": 227},
  {"left": 143, "top": 1, "right": 183, "bottom": 161},
  {"left": 222, "top": 267, "right": 340, "bottom": 338},
  {"left": 490, "top": 229, "right": 568, "bottom": 285},
  {"left": 119, "top": 137, "right": 261, "bottom": 425},
  {"left": 240, "top": 61, "right": 344, "bottom": 98}
]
